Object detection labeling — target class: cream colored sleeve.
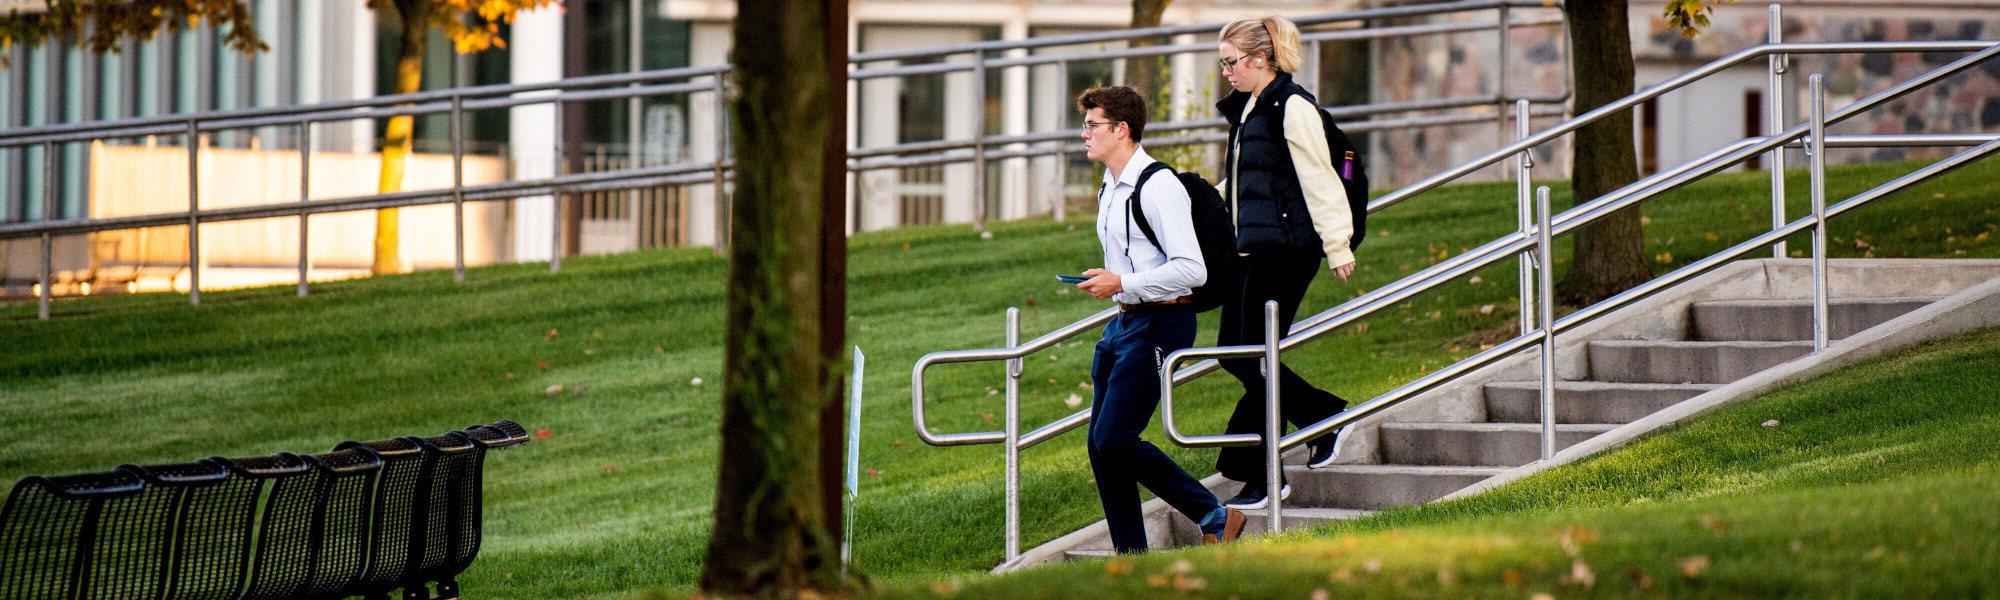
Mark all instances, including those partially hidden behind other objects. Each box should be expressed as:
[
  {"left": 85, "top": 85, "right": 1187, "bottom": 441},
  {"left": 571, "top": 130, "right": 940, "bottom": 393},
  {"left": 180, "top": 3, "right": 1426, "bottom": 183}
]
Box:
[{"left": 1282, "top": 95, "right": 1355, "bottom": 269}]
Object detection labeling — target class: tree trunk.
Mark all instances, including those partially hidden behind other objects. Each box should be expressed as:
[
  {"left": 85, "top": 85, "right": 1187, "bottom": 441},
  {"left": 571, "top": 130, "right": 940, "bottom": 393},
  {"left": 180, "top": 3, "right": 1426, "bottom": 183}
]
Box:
[
  {"left": 1554, "top": 0, "right": 1651, "bottom": 305},
  {"left": 1124, "top": 0, "right": 1172, "bottom": 120},
  {"left": 817, "top": 0, "right": 851, "bottom": 563},
  {"left": 700, "top": 0, "right": 849, "bottom": 596},
  {"left": 372, "top": 0, "right": 426, "bottom": 275}
]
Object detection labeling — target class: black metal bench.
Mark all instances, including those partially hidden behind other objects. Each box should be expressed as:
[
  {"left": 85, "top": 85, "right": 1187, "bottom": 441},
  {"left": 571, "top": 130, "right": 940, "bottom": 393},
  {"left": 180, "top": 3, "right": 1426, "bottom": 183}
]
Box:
[{"left": 0, "top": 420, "right": 530, "bottom": 600}]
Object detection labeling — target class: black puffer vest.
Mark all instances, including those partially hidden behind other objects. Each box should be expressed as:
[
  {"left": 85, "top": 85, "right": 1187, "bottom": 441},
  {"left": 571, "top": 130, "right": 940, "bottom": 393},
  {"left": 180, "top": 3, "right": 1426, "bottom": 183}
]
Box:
[{"left": 1219, "top": 71, "right": 1323, "bottom": 257}]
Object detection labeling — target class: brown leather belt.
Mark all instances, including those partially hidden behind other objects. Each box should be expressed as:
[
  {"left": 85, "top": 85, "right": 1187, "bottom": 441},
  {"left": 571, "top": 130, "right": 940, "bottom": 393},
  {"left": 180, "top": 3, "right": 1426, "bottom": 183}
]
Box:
[{"left": 1118, "top": 296, "right": 1193, "bottom": 312}]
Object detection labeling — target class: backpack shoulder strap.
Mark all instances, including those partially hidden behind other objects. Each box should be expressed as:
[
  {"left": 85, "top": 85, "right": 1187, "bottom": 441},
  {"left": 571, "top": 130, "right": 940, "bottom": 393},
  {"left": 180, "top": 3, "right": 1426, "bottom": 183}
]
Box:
[{"left": 1126, "top": 162, "right": 1175, "bottom": 253}]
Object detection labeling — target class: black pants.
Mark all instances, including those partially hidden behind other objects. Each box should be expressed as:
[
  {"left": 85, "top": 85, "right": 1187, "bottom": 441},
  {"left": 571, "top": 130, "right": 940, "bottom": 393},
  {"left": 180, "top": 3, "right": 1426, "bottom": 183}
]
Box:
[
  {"left": 1215, "top": 253, "right": 1349, "bottom": 485},
  {"left": 1088, "top": 306, "right": 1222, "bottom": 553}
]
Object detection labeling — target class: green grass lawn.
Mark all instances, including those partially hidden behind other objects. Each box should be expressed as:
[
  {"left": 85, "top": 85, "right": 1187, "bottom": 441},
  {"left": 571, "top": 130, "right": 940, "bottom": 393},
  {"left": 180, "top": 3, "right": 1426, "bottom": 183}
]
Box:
[
  {"left": 877, "top": 324, "right": 2000, "bottom": 599},
  {"left": 1, "top": 157, "right": 1996, "bottom": 599}
]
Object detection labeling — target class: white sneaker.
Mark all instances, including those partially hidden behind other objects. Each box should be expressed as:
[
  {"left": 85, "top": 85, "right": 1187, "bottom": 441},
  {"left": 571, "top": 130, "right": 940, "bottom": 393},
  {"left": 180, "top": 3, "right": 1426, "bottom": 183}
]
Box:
[{"left": 1222, "top": 483, "right": 1292, "bottom": 510}]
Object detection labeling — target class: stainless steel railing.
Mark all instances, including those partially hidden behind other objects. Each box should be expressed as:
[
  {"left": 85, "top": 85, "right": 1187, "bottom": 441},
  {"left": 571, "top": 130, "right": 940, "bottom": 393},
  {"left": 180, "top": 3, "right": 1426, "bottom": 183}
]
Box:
[
  {"left": 3, "top": 0, "right": 1564, "bottom": 320},
  {"left": 913, "top": 22, "right": 1998, "bottom": 560},
  {"left": 1155, "top": 37, "right": 2000, "bottom": 533}
]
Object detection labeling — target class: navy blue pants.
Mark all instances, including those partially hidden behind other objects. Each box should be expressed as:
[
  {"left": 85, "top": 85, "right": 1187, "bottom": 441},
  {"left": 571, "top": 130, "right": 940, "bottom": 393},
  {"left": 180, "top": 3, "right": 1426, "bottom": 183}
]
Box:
[{"left": 1088, "top": 305, "right": 1222, "bottom": 553}]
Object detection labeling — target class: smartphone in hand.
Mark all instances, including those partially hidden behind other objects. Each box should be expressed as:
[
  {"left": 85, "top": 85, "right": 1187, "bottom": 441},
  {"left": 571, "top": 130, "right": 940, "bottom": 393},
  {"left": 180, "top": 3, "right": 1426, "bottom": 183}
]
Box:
[{"left": 1056, "top": 274, "right": 1089, "bottom": 284}]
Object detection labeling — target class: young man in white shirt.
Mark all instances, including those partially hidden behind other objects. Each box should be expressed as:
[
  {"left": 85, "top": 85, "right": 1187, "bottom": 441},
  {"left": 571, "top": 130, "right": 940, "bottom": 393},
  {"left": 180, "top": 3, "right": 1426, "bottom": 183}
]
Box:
[{"left": 1072, "top": 85, "right": 1245, "bottom": 553}]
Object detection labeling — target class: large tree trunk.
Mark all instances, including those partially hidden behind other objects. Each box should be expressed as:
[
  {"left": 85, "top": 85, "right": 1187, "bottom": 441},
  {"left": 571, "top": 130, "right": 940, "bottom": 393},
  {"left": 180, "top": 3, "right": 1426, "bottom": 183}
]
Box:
[
  {"left": 816, "top": 0, "right": 851, "bottom": 563},
  {"left": 700, "top": 0, "right": 850, "bottom": 596},
  {"left": 1124, "top": 0, "right": 1172, "bottom": 120},
  {"left": 372, "top": 0, "right": 425, "bottom": 275},
  {"left": 1555, "top": 0, "right": 1651, "bottom": 305}
]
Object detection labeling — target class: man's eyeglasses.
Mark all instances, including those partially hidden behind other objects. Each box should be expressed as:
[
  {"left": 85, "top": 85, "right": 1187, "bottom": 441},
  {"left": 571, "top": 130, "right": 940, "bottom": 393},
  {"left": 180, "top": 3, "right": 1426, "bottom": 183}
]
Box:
[{"left": 1082, "top": 120, "right": 1120, "bottom": 133}]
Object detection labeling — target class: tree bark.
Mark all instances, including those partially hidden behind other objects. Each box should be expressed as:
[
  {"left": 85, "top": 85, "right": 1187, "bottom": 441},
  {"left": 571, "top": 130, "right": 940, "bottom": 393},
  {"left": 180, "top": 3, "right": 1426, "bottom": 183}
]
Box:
[
  {"left": 372, "top": 0, "right": 426, "bottom": 275},
  {"left": 700, "top": 0, "right": 849, "bottom": 596},
  {"left": 1555, "top": 0, "right": 1652, "bottom": 305},
  {"left": 1124, "top": 0, "right": 1172, "bottom": 120},
  {"left": 818, "top": 0, "right": 851, "bottom": 560}
]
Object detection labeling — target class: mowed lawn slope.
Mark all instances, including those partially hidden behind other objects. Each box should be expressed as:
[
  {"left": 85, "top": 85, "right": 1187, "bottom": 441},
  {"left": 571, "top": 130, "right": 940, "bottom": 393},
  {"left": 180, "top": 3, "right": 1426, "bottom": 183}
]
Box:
[
  {"left": 2, "top": 157, "right": 1996, "bottom": 598},
  {"left": 875, "top": 325, "right": 2000, "bottom": 600}
]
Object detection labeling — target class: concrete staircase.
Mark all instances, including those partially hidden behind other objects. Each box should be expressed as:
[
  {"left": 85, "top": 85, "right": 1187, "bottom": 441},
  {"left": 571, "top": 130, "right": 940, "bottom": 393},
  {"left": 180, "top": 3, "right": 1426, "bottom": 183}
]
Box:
[{"left": 1015, "top": 259, "right": 2000, "bottom": 568}]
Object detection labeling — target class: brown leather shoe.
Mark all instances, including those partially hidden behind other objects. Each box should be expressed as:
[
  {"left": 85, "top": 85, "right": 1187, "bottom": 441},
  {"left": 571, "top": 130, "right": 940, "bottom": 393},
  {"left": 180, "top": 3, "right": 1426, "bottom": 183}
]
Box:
[{"left": 1201, "top": 508, "right": 1248, "bottom": 544}]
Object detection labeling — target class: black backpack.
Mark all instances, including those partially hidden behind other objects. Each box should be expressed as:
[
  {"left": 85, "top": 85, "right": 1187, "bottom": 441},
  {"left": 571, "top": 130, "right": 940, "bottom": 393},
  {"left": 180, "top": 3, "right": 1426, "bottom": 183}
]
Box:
[
  {"left": 1125, "top": 162, "right": 1240, "bottom": 313},
  {"left": 1284, "top": 100, "right": 1371, "bottom": 250}
]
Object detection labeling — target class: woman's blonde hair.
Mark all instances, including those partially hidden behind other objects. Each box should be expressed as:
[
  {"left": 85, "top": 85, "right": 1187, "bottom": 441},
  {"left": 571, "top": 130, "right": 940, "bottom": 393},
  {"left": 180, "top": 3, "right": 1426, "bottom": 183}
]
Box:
[{"left": 1219, "top": 13, "right": 1303, "bottom": 74}]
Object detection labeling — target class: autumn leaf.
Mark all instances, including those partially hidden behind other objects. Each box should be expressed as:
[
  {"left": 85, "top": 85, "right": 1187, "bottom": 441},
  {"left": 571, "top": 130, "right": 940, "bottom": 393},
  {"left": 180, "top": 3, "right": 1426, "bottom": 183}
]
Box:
[
  {"left": 533, "top": 428, "right": 552, "bottom": 440},
  {"left": 1678, "top": 555, "right": 1710, "bottom": 579},
  {"left": 1104, "top": 557, "right": 1134, "bottom": 576},
  {"left": 545, "top": 384, "right": 565, "bottom": 396},
  {"left": 1565, "top": 560, "right": 1596, "bottom": 588},
  {"left": 536, "top": 361, "right": 551, "bottom": 371},
  {"left": 1699, "top": 514, "right": 1733, "bottom": 534},
  {"left": 544, "top": 328, "right": 559, "bottom": 340}
]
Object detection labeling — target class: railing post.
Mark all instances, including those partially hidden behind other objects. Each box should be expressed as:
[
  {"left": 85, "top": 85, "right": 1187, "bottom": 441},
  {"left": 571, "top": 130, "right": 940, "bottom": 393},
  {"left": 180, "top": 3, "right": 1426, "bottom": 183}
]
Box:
[
  {"left": 1053, "top": 60, "right": 1070, "bottom": 224},
  {"left": 1514, "top": 99, "right": 1534, "bottom": 336},
  {"left": 1535, "top": 185, "right": 1556, "bottom": 460},
  {"left": 1808, "top": 74, "right": 1829, "bottom": 352},
  {"left": 1262, "top": 299, "right": 1283, "bottom": 533},
  {"left": 1003, "top": 307, "right": 1022, "bottom": 564},
  {"left": 1768, "top": 3, "right": 1789, "bottom": 259},
  {"left": 973, "top": 49, "right": 988, "bottom": 228},
  {"left": 298, "top": 121, "right": 312, "bottom": 297},
  {"left": 551, "top": 98, "right": 566, "bottom": 273},
  {"left": 452, "top": 94, "right": 467, "bottom": 283},
  {"left": 1495, "top": 3, "right": 1511, "bottom": 160},
  {"left": 187, "top": 118, "right": 201, "bottom": 305},
  {"left": 712, "top": 74, "right": 729, "bottom": 258},
  {"left": 38, "top": 142, "right": 55, "bottom": 320}
]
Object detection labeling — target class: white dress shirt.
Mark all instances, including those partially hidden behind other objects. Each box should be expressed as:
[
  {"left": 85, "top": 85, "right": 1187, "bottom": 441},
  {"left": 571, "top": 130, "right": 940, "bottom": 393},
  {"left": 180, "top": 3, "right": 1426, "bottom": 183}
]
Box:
[{"left": 1095, "top": 147, "right": 1208, "bottom": 305}]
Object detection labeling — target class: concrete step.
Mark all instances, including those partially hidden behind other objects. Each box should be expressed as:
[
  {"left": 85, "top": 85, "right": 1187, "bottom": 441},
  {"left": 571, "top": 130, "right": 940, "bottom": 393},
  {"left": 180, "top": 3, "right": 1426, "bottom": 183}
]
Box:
[
  {"left": 1587, "top": 340, "right": 1812, "bottom": 384},
  {"left": 1285, "top": 464, "right": 1507, "bottom": 510},
  {"left": 1239, "top": 507, "right": 1375, "bottom": 536},
  {"left": 1484, "top": 381, "right": 1720, "bottom": 424},
  {"left": 1379, "top": 422, "right": 1618, "bottom": 467},
  {"left": 1693, "top": 297, "right": 1937, "bottom": 342},
  {"left": 1064, "top": 549, "right": 1116, "bottom": 562}
]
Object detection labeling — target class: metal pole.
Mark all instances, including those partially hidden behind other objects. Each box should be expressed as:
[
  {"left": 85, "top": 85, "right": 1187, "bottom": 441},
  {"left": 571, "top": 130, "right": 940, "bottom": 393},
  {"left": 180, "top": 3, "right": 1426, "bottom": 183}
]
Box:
[
  {"left": 1495, "top": 3, "right": 1511, "bottom": 165},
  {"left": 551, "top": 98, "right": 565, "bottom": 273},
  {"left": 1053, "top": 60, "right": 1069, "bottom": 223},
  {"left": 298, "top": 122, "right": 311, "bottom": 297},
  {"left": 187, "top": 118, "right": 201, "bottom": 305},
  {"left": 1536, "top": 185, "right": 1556, "bottom": 460},
  {"left": 1808, "top": 74, "right": 1828, "bottom": 352},
  {"left": 452, "top": 94, "right": 466, "bottom": 283},
  {"left": 1263, "top": 299, "right": 1283, "bottom": 533},
  {"left": 972, "top": 50, "right": 988, "bottom": 229},
  {"left": 1003, "top": 307, "right": 1022, "bottom": 564},
  {"left": 1768, "top": 3, "right": 1789, "bottom": 259},
  {"left": 38, "top": 143, "right": 54, "bottom": 320},
  {"left": 627, "top": 0, "right": 643, "bottom": 251},
  {"left": 712, "top": 75, "right": 728, "bottom": 257},
  {"left": 1514, "top": 99, "right": 1534, "bottom": 336}
]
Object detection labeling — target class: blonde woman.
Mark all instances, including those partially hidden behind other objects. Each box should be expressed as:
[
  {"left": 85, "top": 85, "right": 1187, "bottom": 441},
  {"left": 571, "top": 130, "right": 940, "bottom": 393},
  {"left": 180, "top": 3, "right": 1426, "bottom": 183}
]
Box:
[{"left": 1212, "top": 13, "right": 1357, "bottom": 510}]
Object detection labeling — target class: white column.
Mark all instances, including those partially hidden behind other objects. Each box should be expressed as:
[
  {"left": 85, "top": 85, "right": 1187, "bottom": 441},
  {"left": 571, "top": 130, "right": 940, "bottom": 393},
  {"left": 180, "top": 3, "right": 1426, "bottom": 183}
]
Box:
[
  {"left": 1028, "top": 51, "right": 1066, "bottom": 218},
  {"left": 941, "top": 47, "right": 977, "bottom": 225},
  {"left": 510, "top": 5, "right": 563, "bottom": 262},
  {"left": 685, "top": 22, "right": 732, "bottom": 246},
  {"left": 998, "top": 16, "right": 1030, "bottom": 220}
]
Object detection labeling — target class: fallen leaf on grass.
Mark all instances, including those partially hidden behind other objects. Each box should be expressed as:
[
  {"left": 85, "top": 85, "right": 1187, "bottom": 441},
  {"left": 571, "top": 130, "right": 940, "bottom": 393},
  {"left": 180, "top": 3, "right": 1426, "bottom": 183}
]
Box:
[
  {"left": 1762, "top": 419, "right": 1780, "bottom": 428},
  {"left": 602, "top": 464, "right": 617, "bottom": 474},
  {"left": 537, "top": 361, "right": 551, "bottom": 371},
  {"left": 1790, "top": 539, "right": 1804, "bottom": 553},
  {"left": 1310, "top": 588, "right": 1330, "bottom": 600},
  {"left": 1478, "top": 304, "right": 1496, "bottom": 315},
  {"left": 691, "top": 377, "right": 704, "bottom": 386},
  {"left": 545, "top": 384, "right": 566, "bottom": 396},
  {"left": 1104, "top": 557, "right": 1133, "bottom": 576},
  {"left": 866, "top": 468, "right": 882, "bottom": 478},
  {"left": 1624, "top": 567, "right": 1656, "bottom": 589},
  {"left": 1699, "top": 514, "right": 1733, "bottom": 534},
  {"left": 1564, "top": 560, "right": 1596, "bottom": 588},
  {"left": 1678, "top": 555, "right": 1710, "bottom": 579},
  {"left": 1362, "top": 558, "right": 1382, "bottom": 573},
  {"left": 1171, "top": 574, "right": 1206, "bottom": 591},
  {"left": 1065, "top": 393, "right": 1083, "bottom": 408},
  {"left": 1501, "top": 569, "right": 1524, "bottom": 587},
  {"left": 544, "top": 328, "right": 559, "bottom": 340},
  {"left": 534, "top": 428, "right": 552, "bottom": 440},
  {"left": 1145, "top": 574, "right": 1169, "bottom": 588}
]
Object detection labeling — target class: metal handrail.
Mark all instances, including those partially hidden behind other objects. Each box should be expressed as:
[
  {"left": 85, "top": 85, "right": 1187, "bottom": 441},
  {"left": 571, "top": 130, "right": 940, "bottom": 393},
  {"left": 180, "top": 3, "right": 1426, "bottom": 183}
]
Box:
[
  {"left": 8, "top": 0, "right": 1558, "bottom": 322},
  {"left": 1153, "top": 41, "right": 2000, "bottom": 535},
  {"left": 912, "top": 22, "right": 1999, "bottom": 560}
]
